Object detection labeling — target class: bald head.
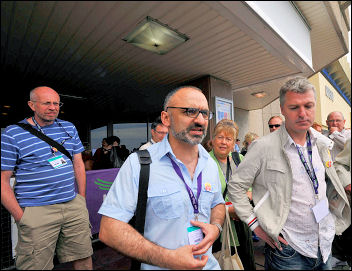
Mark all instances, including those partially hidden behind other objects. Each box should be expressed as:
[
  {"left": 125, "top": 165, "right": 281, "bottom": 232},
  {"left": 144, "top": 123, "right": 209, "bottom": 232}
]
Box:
[
  {"left": 30, "top": 86, "right": 60, "bottom": 101},
  {"left": 163, "top": 86, "right": 204, "bottom": 111},
  {"left": 326, "top": 111, "right": 346, "bottom": 132},
  {"left": 28, "top": 86, "right": 61, "bottom": 126}
]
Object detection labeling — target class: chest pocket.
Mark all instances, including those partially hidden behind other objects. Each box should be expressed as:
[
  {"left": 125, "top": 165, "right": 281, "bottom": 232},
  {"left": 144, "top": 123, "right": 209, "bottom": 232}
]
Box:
[
  {"left": 266, "top": 160, "right": 287, "bottom": 184},
  {"left": 200, "top": 188, "right": 216, "bottom": 218},
  {"left": 148, "top": 186, "right": 183, "bottom": 220}
]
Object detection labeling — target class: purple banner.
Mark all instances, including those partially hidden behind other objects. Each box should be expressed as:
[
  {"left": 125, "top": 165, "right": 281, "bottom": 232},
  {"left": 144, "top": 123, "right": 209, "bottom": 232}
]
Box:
[{"left": 86, "top": 168, "right": 119, "bottom": 235}]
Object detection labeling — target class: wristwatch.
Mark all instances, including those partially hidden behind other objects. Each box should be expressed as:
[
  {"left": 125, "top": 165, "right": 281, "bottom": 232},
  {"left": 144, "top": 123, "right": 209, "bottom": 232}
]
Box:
[{"left": 212, "top": 223, "right": 223, "bottom": 234}]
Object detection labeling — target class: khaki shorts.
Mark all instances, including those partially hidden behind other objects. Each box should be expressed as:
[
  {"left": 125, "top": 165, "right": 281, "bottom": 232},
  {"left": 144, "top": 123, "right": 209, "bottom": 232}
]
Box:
[{"left": 15, "top": 194, "right": 93, "bottom": 270}]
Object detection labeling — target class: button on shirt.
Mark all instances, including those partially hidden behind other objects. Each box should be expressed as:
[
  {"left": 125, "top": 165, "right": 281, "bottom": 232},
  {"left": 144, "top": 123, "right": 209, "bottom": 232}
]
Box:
[
  {"left": 281, "top": 130, "right": 335, "bottom": 263},
  {"left": 98, "top": 136, "right": 224, "bottom": 270}
]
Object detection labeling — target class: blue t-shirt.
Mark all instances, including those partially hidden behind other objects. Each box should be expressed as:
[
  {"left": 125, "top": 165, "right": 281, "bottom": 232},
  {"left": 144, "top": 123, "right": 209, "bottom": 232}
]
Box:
[
  {"left": 99, "top": 136, "right": 224, "bottom": 270},
  {"left": 1, "top": 118, "right": 84, "bottom": 207}
]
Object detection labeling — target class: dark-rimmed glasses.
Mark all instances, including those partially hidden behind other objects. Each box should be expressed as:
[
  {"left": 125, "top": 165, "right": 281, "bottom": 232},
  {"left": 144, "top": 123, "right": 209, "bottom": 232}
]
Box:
[{"left": 166, "top": 107, "right": 213, "bottom": 120}]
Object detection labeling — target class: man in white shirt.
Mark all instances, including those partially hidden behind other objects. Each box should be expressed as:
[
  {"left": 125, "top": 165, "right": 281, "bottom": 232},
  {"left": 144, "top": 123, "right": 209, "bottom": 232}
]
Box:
[
  {"left": 323, "top": 111, "right": 351, "bottom": 161},
  {"left": 139, "top": 116, "right": 168, "bottom": 150},
  {"left": 227, "top": 77, "right": 350, "bottom": 270}
]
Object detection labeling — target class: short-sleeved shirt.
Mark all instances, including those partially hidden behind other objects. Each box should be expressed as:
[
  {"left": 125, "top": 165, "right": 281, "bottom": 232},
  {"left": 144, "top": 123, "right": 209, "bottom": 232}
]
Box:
[
  {"left": 1, "top": 118, "right": 84, "bottom": 207},
  {"left": 99, "top": 136, "right": 224, "bottom": 270}
]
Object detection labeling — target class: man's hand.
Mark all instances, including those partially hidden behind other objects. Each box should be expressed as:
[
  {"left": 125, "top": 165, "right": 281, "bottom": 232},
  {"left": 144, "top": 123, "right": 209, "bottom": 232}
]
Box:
[
  {"left": 345, "top": 184, "right": 351, "bottom": 195},
  {"left": 329, "top": 126, "right": 339, "bottom": 134},
  {"left": 228, "top": 205, "right": 240, "bottom": 221},
  {"left": 190, "top": 220, "right": 219, "bottom": 255},
  {"left": 168, "top": 245, "right": 208, "bottom": 270},
  {"left": 253, "top": 225, "right": 288, "bottom": 250}
]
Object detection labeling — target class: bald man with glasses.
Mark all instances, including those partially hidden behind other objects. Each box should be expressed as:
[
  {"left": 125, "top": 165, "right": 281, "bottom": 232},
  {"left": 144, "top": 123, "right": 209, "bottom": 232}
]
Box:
[
  {"left": 99, "top": 86, "right": 225, "bottom": 270},
  {"left": 323, "top": 111, "right": 351, "bottom": 160}
]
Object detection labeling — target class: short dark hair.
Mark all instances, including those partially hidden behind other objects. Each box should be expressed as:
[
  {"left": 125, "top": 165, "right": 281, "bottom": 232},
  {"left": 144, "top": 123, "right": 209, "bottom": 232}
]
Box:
[{"left": 151, "top": 116, "right": 163, "bottom": 130}]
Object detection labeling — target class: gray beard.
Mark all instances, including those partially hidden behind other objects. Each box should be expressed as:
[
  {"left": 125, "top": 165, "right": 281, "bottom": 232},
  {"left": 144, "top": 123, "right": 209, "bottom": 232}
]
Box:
[{"left": 169, "top": 120, "right": 207, "bottom": 146}]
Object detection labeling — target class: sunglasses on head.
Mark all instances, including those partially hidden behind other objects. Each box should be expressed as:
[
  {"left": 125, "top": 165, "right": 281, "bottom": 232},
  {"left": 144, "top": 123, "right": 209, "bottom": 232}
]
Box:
[{"left": 269, "top": 124, "right": 281, "bottom": 128}]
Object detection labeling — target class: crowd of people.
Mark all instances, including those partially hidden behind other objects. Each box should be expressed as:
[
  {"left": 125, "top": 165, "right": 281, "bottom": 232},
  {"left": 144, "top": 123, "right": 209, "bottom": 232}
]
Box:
[{"left": 1, "top": 77, "right": 351, "bottom": 270}]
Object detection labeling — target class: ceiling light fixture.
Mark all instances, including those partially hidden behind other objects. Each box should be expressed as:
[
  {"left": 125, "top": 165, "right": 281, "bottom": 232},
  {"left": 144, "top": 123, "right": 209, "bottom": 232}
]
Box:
[
  {"left": 251, "top": 91, "right": 267, "bottom": 98},
  {"left": 123, "top": 16, "right": 189, "bottom": 55}
]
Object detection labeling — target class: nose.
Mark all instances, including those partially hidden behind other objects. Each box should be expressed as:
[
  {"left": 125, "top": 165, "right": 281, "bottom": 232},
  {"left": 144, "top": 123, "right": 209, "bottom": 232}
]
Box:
[{"left": 297, "top": 106, "right": 306, "bottom": 118}]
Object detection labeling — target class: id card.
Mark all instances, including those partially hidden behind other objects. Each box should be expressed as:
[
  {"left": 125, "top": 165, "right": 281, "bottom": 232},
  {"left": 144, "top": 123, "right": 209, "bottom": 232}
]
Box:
[
  {"left": 312, "top": 198, "right": 329, "bottom": 223},
  {"left": 187, "top": 226, "right": 203, "bottom": 245},
  {"left": 48, "top": 155, "right": 67, "bottom": 169}
]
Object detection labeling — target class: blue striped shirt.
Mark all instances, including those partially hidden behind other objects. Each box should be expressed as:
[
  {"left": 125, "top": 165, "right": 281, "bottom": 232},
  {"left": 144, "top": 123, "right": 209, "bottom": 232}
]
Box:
[{"left": 1, "top": 118, "right": 84, "bottom": 207}]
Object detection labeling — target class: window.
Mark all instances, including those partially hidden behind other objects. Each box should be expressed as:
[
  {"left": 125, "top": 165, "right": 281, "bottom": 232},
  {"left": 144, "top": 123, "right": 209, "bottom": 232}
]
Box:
[
  {"left": 113, "top": 123, "right": 151, "bottom": 152},
  {"left": 90, "top": 126, "right": 107, "bottom": 151}
]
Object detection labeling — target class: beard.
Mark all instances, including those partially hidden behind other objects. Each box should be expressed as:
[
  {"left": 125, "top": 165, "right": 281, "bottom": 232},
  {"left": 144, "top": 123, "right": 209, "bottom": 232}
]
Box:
[{"left": 169, "top": 116, "right": 207, "bottom": 145}]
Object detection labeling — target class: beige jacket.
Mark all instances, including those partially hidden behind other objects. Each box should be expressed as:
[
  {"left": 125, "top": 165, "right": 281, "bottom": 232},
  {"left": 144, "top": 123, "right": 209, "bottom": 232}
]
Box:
[{"left": 227, "top": 125, "right": 351, "bottom": 245}]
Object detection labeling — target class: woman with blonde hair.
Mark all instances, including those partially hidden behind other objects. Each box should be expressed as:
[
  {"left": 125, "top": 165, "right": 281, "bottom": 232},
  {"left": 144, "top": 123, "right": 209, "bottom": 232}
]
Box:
[
  {"left": 209, "top": 119, "right": 256, "bottom": 270},
  {"left": 241, "top": 132, "right": 259, "bottom": 156}
]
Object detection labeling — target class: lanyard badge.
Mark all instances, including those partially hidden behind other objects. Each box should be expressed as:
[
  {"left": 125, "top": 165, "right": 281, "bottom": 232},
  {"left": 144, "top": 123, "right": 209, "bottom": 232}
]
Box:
[{"left": 296, "top": 133, "right": 319, "bottom": 198}]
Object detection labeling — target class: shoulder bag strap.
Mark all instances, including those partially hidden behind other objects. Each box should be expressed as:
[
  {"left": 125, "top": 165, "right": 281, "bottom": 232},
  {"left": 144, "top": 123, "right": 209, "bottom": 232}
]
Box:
[
  {"left": 131, "top": 149, "right": 152, "bottom": 270},
  {"left": 231, "top": 151, "right": 241, "bottom": 167},
  {"left": 17, "top": 123, "right": 73, "bottom": 161}
]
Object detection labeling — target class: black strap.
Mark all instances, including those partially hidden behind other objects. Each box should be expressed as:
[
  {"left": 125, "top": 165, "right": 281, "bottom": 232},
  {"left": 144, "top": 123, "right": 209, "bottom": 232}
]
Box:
[
  {"left": 16, "top": 123, "right": 73, "bottom": 161},
  {"left": 222, "top": 156, "right": 231, "bottom": 199},
  {"left": 130, "top": 149, "right": 152, "bottom": 270},
  {"left": 231, "top": 151, "right": 241, "bottom": 167}
]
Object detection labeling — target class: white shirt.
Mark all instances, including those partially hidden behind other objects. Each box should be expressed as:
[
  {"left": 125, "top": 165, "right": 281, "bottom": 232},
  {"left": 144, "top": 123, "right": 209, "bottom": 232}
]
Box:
[
  {"left": 139, "top": 139, "right": 156, "bottom": 150},
  {"left": 281, "top": 131, "right": 335, "bottom": 263},
  {"left": 323, "top": 129, "right": 351, "bottom": 161}
]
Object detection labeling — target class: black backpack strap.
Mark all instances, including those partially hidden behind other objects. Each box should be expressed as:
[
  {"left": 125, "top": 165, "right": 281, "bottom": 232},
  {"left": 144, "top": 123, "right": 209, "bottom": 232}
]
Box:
[
  {"left": 231, "top": 151, "right": 241, "bottom": 167},
  {"left": 131, "top": 149, "right": 152, "bottom": 270},
  {"left": 17, "top": 123, "right": 73, "bottom": 161}
]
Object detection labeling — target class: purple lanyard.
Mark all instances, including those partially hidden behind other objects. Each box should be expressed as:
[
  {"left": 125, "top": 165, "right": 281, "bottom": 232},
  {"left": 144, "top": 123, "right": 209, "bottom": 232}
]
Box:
[
  {"left": 167, "top": 153, "right": 202, "bottom": 220},
  {"left": 295, "top": 133, "right": 319, "bottom": 197}
]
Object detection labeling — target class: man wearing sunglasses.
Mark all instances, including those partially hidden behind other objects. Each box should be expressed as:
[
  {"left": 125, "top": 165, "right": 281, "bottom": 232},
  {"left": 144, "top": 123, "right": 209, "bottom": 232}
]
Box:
[
  {"left": 268, "top": 115, "right": 283, "bottom": 133},
  {"left": 99, "top": 86, "right": 225, "bottom": 269},
  {"left": 139, "top": 116, "right": 168, "bottom": 150},
  {"left": 1, "top": 86, "right": 93, "bottom": 269}
]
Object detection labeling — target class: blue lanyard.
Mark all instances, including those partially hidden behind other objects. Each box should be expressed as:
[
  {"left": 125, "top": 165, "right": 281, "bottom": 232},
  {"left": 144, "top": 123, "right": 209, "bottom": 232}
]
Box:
[
  {"left": 167, "top": 153, "right": 202, "bottom": 220},
  {"left": 295, "top": 133, "right": 319, "bottom": 196},
  {"left": 32, "top": 117, "right": 73, "bottom": 155}
]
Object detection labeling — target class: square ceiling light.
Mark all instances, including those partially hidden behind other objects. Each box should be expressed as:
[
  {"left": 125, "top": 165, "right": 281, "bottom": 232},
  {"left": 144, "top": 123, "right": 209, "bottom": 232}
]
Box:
[{"left": 123, "top": 16, "right": 189, "bottom": 55}]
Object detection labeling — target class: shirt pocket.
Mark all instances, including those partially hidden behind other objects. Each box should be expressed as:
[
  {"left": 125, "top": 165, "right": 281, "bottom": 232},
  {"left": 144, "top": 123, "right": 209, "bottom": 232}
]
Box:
[
  {"left": 200, "top": 189, "right": 216, "bottom": 218},
  {"left": 148, "top": 186, "right": 183, "bottom": 220}
]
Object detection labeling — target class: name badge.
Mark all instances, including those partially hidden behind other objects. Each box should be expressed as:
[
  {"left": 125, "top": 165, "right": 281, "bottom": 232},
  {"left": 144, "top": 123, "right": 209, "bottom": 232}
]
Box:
[
  {"left": 187, "top": 226, "right": 203, "bottom": 245},
  {"left": 312, "top": 198, "right": 329, "bottom": 223},
  {"left": 48, "top": 155, "right": 67, "bottom": 169}
]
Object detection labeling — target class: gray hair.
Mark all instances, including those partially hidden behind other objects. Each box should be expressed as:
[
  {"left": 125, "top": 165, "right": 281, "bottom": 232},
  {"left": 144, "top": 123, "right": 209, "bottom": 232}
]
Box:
[
  {"left": 279, "top": 77, "right": 316, "bottom": 106},
  {"left": 327, "top": 111, "right": 345, "bottom": 120},
  {"left": 268, "top": 115, "right": 283, "bottom": 124},
  {"left": 163, "top": 85, "right": 203, "bottom": 111}
]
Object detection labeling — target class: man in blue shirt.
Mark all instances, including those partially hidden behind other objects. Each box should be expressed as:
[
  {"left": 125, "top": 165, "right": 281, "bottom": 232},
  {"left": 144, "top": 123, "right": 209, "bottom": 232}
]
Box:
[
  {"left": 99, "top": 86, "right": 225, "bottom": 269},
  {"left": 1, "top": 86, "right": 93, "bottom": 270}
]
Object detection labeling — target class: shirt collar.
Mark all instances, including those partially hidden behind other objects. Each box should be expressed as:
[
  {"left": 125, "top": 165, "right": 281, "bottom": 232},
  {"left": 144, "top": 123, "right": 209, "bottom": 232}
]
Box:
[
  {"left": 282, "top": 124, "right": 317, "bottom": 149},
  {"left": 157, "top": 135, "right": 209, "bottom": 163}
]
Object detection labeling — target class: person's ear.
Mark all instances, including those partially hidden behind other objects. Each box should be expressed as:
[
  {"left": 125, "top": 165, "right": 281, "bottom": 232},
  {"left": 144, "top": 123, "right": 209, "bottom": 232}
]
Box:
[
  {"left": 161, "top": 111, "right": 171, "bottom": 127},
  {"left": 28, "top": 101, "right": 35, "bottom": 112}
]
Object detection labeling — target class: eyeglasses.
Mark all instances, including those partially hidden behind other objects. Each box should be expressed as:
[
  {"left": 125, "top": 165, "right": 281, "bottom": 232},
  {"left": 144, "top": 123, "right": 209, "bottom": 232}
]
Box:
[
  {"left": 166, "top": 107, "right": 213, "bottom": 120},
  {"left": 269, "top": 124, "right": 281, "bottom": 128},
  {"left": 32, "top": 101, "right": 64, "bottom": 107},
  {"left": 327, "top": 119, "right": 343, "bottom": 123},
  {"left": 215, "top": 135, "right": 234, "bottom": 143},
  {"left": 154, "top": 130, "right": 168, "bottom": 135}
]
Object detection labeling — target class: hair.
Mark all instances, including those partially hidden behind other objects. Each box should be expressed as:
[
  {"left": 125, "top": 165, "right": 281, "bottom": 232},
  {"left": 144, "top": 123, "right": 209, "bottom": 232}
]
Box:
[
  {"left": 151, "top": 116, "right": 163, "bottom": 130},
  {"left": 163, "top": 85, "right": 203, "bottom": 111},
  {"left": 243, "top": 132, "right": 259, "bottom": 148},
  {"left": 213, "top": 119, "right": 239, "bottom": 141},
  {"left": 327, "top": 111, "right": 345, "bottom": 121},
  {"left": 279, "top": 77, "right": 316, "bottom": 106},
  {"left": 268, "top": 115, "right": 283, "bottom": 124},
  {"left": 107, "top": 136, "right": 120, "bottom": 145}
]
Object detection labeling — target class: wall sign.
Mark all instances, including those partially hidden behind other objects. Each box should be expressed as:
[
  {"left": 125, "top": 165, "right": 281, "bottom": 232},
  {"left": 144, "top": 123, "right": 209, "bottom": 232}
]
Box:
[{"left": 215, "top": 96, "right": 234, "bottom": 123}]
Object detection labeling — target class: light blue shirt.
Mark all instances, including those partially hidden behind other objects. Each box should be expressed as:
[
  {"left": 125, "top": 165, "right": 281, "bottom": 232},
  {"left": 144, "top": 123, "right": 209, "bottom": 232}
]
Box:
[{"left": 98, "top": 136, "right": 224, "bottom": 270}]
